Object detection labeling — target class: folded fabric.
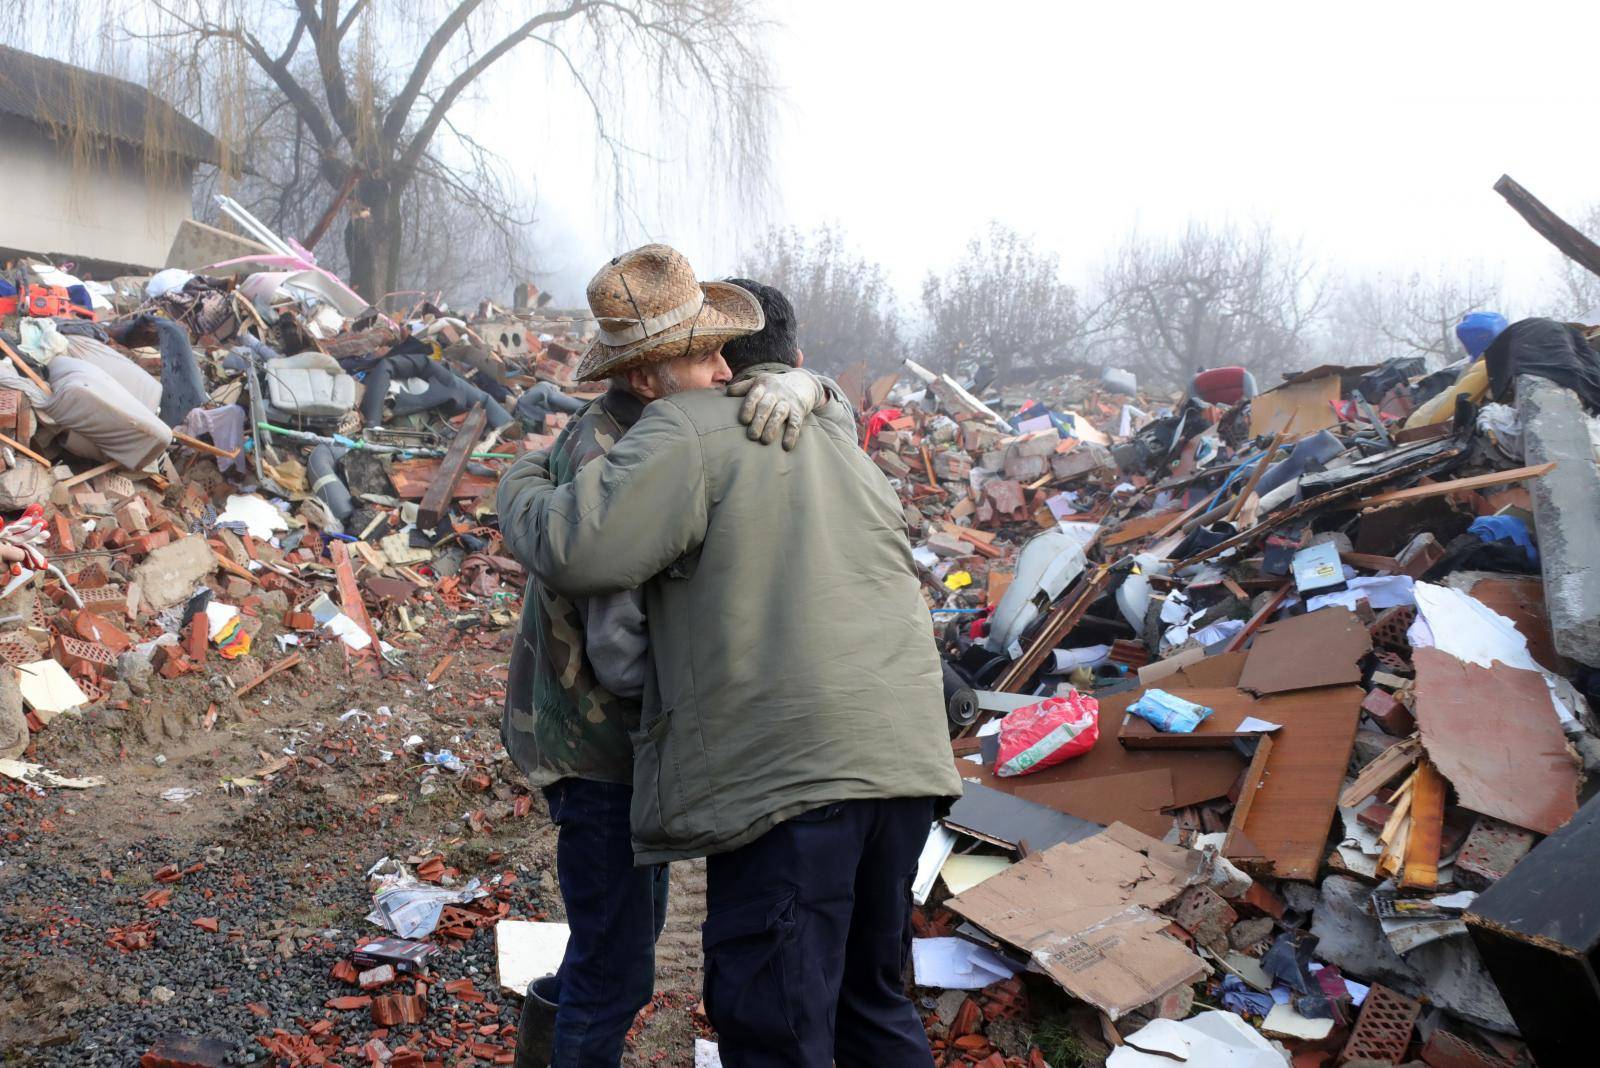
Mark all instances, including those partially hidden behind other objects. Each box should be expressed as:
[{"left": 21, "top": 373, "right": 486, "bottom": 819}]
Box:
[{"left": 1128, "top": 688, "right": 1213, "bottom": 733}]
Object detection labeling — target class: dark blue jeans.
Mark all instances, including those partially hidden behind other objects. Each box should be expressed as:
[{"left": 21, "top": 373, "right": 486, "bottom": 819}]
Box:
[
  {"left": 703, "top": 797, "right": 937, "bottom": 1068},
  {"left": 541, "top": 778, "right": 670, "bottom": 1067}
]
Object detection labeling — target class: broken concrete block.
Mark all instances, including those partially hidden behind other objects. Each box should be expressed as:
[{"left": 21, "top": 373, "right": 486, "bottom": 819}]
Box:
[
  {"left": 131, "top": 536, "right": 217, "bottom": 610},
  {"left": 1002, "top": 452, "right": 1048, "bottom": 481},
  {"left": 1051, "top": 442, "right": 1116, "bottom": 482},
  {"left": 924, "top": 532, "right": 968, "bottom": 559},
  {"left": 1518, "top": 375, "right": 1600, "bottom": 664},
  {"left": 1312, "top": 875, "right": 1513, "bottom": 1033},
  {"left": 0, "top": 667, "right": 25, "bottom": 761}
]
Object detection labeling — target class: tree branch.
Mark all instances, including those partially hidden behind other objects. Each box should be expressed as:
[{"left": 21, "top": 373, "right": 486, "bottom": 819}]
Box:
[{"left": 382, "top": 0, "right": 491, "bottom": 144}]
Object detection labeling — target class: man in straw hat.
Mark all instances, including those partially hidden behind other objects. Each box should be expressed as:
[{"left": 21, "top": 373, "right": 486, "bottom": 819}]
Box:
[
  {"left": 501, "top": 245, "right": 837, "bottom": 1067},
  {"left": 500, "top": 244, "right": 962, "bottom": 1066}
]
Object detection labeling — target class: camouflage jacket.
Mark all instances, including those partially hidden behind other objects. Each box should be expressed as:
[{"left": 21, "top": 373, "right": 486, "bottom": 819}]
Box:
[{"left": 502, "top": 385, "right": 645, "bottom": 786}]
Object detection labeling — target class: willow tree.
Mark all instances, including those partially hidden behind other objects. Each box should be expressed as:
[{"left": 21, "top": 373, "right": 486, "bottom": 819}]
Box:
[{"left": 12, "top": 1, "right": 774, "bottom": 303}]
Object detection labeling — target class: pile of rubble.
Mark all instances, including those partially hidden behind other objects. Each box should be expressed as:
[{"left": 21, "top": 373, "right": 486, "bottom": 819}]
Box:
[
  {"left": 0, "top": 202, "right": 590, "bottom": 778},
  {"left": 863, "top": 330, "right": 1600, "bottom": 1065}
]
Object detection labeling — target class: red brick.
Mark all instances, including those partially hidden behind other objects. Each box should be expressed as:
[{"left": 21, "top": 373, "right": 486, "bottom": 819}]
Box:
[
  {"left": 1238, "top": 880, "right": 1286, "bottom": 920},
  {"left": 371, "top": 993, "right": 427, "bottom": 1026},
  {"left": 191, "top": 916, "right": 220, "bottom": 934},
  {"left": 325, "top": 995, "right": 372, "bottom": 1010},
  {"left": 1362, "top": 687, "right": 1415, "bottom": 735},
  {"left": 71, "top": 611, "right": 132, "bottom": 654},
  {"left": 127, "top": 530, "right": 172, "bottom": 558},
  {"left": 139, "top": 1035, "right": 231, "bottom": 1067},
  {"left": 52, "top": 634, "right": 116, "bottom": 675},
  {"left": 185, "top": 616, "right": 208, "bottom": 661}
]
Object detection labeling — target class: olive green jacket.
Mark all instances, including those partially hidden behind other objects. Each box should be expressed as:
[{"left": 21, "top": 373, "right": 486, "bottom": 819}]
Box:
[{"left": 498, "top": 383, "right": 962, "bottom": 863}]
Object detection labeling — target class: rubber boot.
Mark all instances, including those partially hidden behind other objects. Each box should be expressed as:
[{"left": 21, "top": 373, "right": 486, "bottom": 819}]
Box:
[{"left": 514, "top": 974, "right": 558, "bottom": 1068}]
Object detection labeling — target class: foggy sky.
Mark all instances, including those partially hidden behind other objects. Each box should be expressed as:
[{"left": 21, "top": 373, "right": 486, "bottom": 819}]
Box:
[{"left": 478, "top": 0, "right": 1600, "bottom": 312}]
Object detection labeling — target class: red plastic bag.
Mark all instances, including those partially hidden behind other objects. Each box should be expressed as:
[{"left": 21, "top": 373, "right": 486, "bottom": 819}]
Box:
[{"left": 994, "top": 690, "right": 1099, "bottom": 777}]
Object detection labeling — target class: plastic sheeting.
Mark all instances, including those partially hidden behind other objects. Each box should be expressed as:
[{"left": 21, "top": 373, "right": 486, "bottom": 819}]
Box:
[{"left": 1485, "top": 317, "right": 1600, "bottom": 412}]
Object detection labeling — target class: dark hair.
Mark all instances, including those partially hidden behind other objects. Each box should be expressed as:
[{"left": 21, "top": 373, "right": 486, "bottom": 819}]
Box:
[{"left": 721, "top": 278, "right": 799, "bottom": 374}]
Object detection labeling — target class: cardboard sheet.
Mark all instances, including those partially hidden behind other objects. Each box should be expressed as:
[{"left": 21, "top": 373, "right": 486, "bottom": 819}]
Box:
[
  {"left": 947, "top": 823, "right": 1207, "bottom": 1019},
  {"left": 1237, "top": 607, "right": 1371, "bottom": 695},
  {"left": 1412, "top": 647, "right": 1580, "bottom": 835},
  {"left": 1249, "top": 370, "right": 1341, "bottom": 437}
]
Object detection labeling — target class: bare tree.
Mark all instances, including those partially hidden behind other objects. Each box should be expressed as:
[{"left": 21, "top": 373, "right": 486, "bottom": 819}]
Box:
[
  {"left": 920, "top": 222, "right": 1084, "bottom": 385},
  {"left": 1343, "top": 267, "right": 1505, "bottom": 366},
  {"left": 13, "top": 1, "right": 775, "bottom": 305},
  {"left": 738, "top": 224, "right": 906, "bottom": 375},
  {"left": 1547, "top": 203, "right": 1600, "bottom": 321},
  {"left": 1093, "top": 222, "right": 1324, "bottom": 389}
]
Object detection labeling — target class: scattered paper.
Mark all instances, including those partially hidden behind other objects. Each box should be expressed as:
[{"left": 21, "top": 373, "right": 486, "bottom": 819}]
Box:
[
  {"left": 911, "top": 937, "right": 1020, "bottom": 989},
  {"left": 1108, "top": 1011, "right": 1283, "bottom": 1068},
  {"left": 912, "top": 823, "right": 958, "bottom": 905},
  {"left": 217, "top": 494, "right": 290, "bottom": 541},
  {"left": 0, "top": 758, "right": 106, "bottom": 789},
  {"left": 1262, "top": 1001, "right": 1334, "bottom": 1040},
  {"left": 1235, "top": 717, "right": 1282, "bottom": 733},
  {"left": 495, "top": 919, "right": 571, "bottom": 995},
  {"left": 694, "top": 1039, "right": 723, "bottom": 1068}
]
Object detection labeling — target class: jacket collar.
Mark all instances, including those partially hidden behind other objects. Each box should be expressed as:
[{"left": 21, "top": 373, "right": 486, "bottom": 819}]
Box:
[{"left": 599, "top": 381, "right": 647, "bottom": 430}]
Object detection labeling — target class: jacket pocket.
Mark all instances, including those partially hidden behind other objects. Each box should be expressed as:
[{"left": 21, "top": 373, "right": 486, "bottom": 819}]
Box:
[
  {"left": 701, "top": 890, "right": 800, "bottom": 1043},
  {"left": 628, "top": 714, "right": 671, "bottom": 848}
]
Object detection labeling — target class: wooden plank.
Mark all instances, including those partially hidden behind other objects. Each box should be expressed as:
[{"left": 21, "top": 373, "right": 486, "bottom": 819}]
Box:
[
  {"left": 1359, "top": 462, "right": 1556, "bottom": 509},
  {"left": 1222, "top": 735, "right": 1275, "bottom": 862},
  {"left": 1494, "top": 174, "right": 1600, "bottom": 282},
  {"left": 419, "top": 405, "right": 488, "bottom": 529},
  {"left": 1338, "top": 735, "right": 1422, "bottom": 809},
  {"left": 1402, "top": 760, "right": 1445, "bottom": 896},
  {"left": 1174, "top": 448, "right": 1461, "bottom": 571},
  {"left": 0, "top": 335, "right": 52, "bottom": 395},
  {"left": 1102, "top": 508, "right": 1184, "bottom": 548},
  {"left": 173, "top": 430, "right": 241, "bottom": 461},
  {"left": 0, "top": 430, "right": 48, "bottom": 467},
  {"left": 1226, "top": 433, "right": 1288, "bottom": 524},
  {"left": 59, "top": 461, "right": 121, "bottom": 489},
  {"left": 329, "top": 540, "right": 379, "bottom": 651},
  {"left": 236, "top": 652, "right": 303, "bottom": 696},
  {"left": 1224, "top": 582, "right": 1292, "bottom": 653}
]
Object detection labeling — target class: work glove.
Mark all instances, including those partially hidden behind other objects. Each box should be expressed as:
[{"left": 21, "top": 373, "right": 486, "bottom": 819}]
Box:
[{"left": 727, "top": 369, "right": 826, "bottom": 450}]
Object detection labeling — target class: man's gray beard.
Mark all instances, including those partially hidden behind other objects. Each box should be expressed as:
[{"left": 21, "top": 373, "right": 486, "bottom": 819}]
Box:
[{"left": 653, "top": 363, "right": 686, "bottom": 396}]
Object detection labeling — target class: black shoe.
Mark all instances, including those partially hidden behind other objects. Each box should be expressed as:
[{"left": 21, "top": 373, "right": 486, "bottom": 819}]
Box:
[{"left": 514, "top": 974, "right": 559, "bottom": 1068}]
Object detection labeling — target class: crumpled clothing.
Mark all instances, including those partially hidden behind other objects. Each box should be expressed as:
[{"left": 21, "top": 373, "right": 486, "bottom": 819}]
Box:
[
  {"left": 1467, "top": 514, "right": 1537, "bottom": 566},
  {"left": 17, "top": 317, "right": 69, "bottom": 364},
  {"left": 180, "top": 405, "right": 248, "bottom": 474},
  {"left": 1218, "top": 974, "right": 1273, "bottom": 1017}
]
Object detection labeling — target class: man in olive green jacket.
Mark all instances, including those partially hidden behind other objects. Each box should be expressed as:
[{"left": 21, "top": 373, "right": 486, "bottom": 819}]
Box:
[{"left": 500, "top": 267, "right": 962, "bottom": 1066}]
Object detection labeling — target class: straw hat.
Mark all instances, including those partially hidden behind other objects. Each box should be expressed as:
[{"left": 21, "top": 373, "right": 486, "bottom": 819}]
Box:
[{"left": 574, "top": 244, "right": 764, "bottom": 382}]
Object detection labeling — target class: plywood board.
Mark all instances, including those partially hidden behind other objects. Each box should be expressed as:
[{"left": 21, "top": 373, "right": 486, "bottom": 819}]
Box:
[
  {"left": 1412, "top": 647, "right": 1580, "bottom": 835},
  {"left": 946, "top": 823, "right": 1207, "bottom": 1019},
  {"left": 960, "top": 691, "right": 1244, "bottom": 838},
  {"left": 1237, "top": 607, "right": 1371, "bottom": 695},
  {"left": 1249, "top": 372, "right": 1341, "bottom": 437},
  {"left": 1462, "top": 575, "right": 1569, "bottom": 674},
  {"left": 943, "top": 782, "right": 1102, "bottom": 852}
]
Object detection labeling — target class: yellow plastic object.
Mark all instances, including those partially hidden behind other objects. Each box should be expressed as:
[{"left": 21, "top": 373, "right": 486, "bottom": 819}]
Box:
[
  {"left": 943, "top": 570, "right": 973, "bottom": 591},
  {"left": 1403, "top": 359, "right": 1489, "bottom": 429}
]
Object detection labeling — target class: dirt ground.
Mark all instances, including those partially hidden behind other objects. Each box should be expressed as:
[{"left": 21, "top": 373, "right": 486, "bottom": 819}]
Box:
[{"left": 0, "top": 626, "right": 708, "bottom": 1066}]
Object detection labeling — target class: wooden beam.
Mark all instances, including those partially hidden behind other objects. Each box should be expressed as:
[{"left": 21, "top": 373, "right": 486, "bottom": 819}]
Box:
[
  {"left": 58, "top": 461, "right": 121, "bottom": 489},
  {"left": 1338, "top": 735, "right": 1422, "bottom": 808},
  {"left": 1359, "top": 462, "right": 1555, "bottom": 509},
  {"left": 1494, "top": 174, "right": 1600, "bottom": 282},
  {"left": 0, "top": 430, "right": 48, "bottom": 468},
  {"left": 419, "top": 404, "right": 488, "bottom": 530},
  {"left": 1226, "top": 432, "right": 1288, "bottom": 524},
  {"left": 1224, "top": 581, "right": 1293, "bottom": 653},
  {"left": 0, "top": 335, "right": 52, "bottom": 395},
  {"left": 236, "top": 652, "right": 303, "bottom": 697},
  {"left": 329, "top": 540, "right": 379, "bottom": 651},
  {"left": 1223, "top": 734, "right": 1275, "bottom": 862},
  {"left": 173, "top": 430, "right": 242, "bottom": 461}
]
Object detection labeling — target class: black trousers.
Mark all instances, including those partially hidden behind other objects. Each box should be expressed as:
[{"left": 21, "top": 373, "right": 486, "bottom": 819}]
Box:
[{"left": 703, "top": 797, "right": 937, "bottom": 1067}]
